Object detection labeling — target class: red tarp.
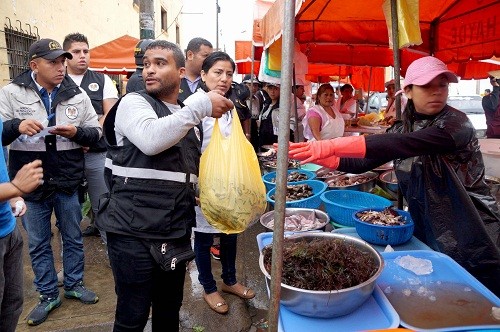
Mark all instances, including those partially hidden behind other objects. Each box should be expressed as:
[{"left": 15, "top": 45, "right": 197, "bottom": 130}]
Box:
[
  {"left": 257, "top": 0, "right": 500, "bottom": 79},
  {"left": 235, "top": 40, "right": 386, "bottom": 91},
  {"left": 89, "top": 35, "right": 139, "bottom": 74}
]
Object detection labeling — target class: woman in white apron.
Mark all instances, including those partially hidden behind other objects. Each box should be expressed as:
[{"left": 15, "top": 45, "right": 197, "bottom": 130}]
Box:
[{"left": 303, "top": 83, "right": 345, "bottom": 141}]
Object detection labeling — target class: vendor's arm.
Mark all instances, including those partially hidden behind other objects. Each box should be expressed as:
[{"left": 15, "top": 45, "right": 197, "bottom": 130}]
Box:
[
  {"left": 307, "top": 112, "right": 322, "bottom": 141},
  {"left": 337, "top": 126, "right": 456, "bottom": 173}
]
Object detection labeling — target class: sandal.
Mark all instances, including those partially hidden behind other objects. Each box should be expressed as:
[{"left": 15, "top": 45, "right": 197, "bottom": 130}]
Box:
[
  {"left": 203, "top": 291, "right": 228, "bottom": 314},
  {"left": 221, "top": 282, "right": 255, "bottom": 299}
]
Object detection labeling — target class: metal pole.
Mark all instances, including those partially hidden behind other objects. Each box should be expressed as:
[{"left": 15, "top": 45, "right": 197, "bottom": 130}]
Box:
[
  {"left": 216, "top": 0, "right": 220, "bottom": 50},
  {"left": 249, "top": 44, "right": 255, "bottom": 111},
  {"left": 390, "top": 0, "right": 404, "bottom": 210},
  {"left": 364, "top": 67, "right": 373, "bottom": 113},
  {"left": 267, "top": 0, "right": 295, "bottom": 330},
  {"left": 391, "top": 0, "right": 401, "bottom": 120},
  {"left": 139, "top": 0, "right": 155, "bottom": 39},
  {"left": 292, "top": 66, "right": 300, "bottom": 142}
]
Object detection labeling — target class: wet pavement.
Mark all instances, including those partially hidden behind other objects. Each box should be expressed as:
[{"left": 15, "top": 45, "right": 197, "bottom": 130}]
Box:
[{"left": 16, "top": 216, "right": 270, "bottom": 332}]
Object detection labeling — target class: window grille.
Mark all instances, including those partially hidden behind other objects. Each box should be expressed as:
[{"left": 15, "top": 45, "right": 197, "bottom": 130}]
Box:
[{"left": 3, "top": 19, "right": 39, "bottom": 80}]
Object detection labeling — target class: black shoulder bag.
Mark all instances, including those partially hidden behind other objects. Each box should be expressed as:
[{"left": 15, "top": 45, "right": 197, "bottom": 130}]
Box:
[{"left": 149, "top": 238, "right": 195, "bottom": 271}]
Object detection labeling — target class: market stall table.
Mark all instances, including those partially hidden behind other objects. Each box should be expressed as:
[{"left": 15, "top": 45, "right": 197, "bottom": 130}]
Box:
[
  {"left": 344, "top": 125, "right": 387, "bottom": 135},
  {"left": 257, "top": 231, "right": 500, "bottom": 331}
]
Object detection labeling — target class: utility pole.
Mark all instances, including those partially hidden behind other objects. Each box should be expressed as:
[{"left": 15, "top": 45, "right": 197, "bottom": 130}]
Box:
[
  {"left": 216, "top": 0, "right": 220, "bottom": 50},
  {"left": 140, "top": 0, "right": 155, "bottom": 39}
]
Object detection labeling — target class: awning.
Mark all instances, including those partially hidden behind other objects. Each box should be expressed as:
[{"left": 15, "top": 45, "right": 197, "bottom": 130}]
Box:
[
  {"left": 89, "top": 35, "right": 139, "bottom": 74},
  {"left": 257, "top": 0, "right": 500, "bottom": 78}
]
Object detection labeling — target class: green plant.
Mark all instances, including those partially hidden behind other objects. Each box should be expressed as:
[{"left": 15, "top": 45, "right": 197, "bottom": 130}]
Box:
[
  {"left": 81, "top": 193, "right": 92, "bottom": 217},
  {"left": 193, "top": 325, "right": 205, "bottom": 332}
]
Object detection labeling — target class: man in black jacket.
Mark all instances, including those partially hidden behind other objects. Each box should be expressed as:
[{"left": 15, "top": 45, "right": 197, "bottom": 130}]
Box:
[
  {"left": 96, "top": 40, "right": 233, "bottom": 331},
  {"left": 482, "top": 74, "right": 500, "bottom": 138},
  {"left": 178, "top": 37, "right": 213, "bottom": 102},
  {"left": 0, "top": 38, "right": 101, "bottom": 326},
  {"left": 63, "top": 33, "right": 118, "bottom": 238}
]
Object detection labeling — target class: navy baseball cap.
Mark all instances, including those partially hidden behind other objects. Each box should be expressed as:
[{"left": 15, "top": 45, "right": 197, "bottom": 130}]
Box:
[{"left": 28, "top": 38, "right": 72, "bottom": 61}]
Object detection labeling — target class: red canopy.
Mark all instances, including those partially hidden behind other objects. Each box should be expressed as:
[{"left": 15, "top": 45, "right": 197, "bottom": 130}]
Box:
[
  {"left": 257, "top": 0, "right": 500, "bottom": 79},
  {"left": 235, "top": 39, "right": 386, "bottom": 91},
  {"left": 89, "top": 35, "right": 139, "bottom": 74}
]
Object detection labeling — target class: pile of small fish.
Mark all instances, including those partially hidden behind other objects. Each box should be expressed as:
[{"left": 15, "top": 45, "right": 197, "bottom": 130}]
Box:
[
  {"left": 316, "top": 168, "right": 345, "bottom": 179},
  {"left": 266, "top": 213, "right": 323, "bottom": 231},
  {"left": 261, "top": 160, "right": 301, "bottom": 169},
  {"left": 356, "top": 207, "right": 406, "bottom": 226},
  {"left": 270, "top": 184, "right": 314, "bottom": 201},
  {"left": 327, "top": 175, "right": 372, "bottom": 187},
  {"left": 270, "top": 171, "right": 309, "bottom": 183}
]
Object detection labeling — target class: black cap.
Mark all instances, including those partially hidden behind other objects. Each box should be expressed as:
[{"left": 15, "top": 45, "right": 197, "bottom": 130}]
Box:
[
  {"left": 28, "top": 38, "right": 72, "bottom": 61},
  {"left": 134, "top": 39, "right": 154, "bottom": 67}
]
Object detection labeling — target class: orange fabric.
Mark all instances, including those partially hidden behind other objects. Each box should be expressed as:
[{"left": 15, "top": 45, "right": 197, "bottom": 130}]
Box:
[
  {"left": 448, "top": 60, "right": 500, "bottom": 80},
  {"left": 89, "top": 35, "right": 139, "bottom": 74},
  {"left": 236, "top": 59, "right": 260, "bottom": 75},
  {"left": 234, "top": 41, "right": 263, "bottom": 61},
  {"left": 252, "top": 0, "right": 276, "bottom": 46}
]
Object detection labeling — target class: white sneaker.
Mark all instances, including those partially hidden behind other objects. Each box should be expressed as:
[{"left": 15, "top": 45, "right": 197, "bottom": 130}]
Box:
[{"left": 57, "top": 269, "right": 64, "bottom": 287}]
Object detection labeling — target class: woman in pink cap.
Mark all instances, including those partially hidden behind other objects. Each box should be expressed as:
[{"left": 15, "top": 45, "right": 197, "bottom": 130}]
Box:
[{"left": 287, "top": 56, "right": 500, "bottom": 296}]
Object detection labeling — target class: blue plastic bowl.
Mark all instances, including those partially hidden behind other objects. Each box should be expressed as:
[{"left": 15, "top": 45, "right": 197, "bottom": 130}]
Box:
[
  {"left": 266, "top": 180, "right": 327, "bottom": 209},
  {"left": 320, "top": 190, "right": 392, "bottom": 227},
  {"left": 354, "top": 208, "right": 414, "bottom": 246},
  {"left": 262, "top": 169, "right": 317, "bottom": 192}
]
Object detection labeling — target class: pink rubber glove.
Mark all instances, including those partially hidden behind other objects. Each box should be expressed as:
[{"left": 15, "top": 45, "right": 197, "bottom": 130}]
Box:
[
  {"left": 312, "top": 156, "right": 341, "bottom": 169},
  {"left": 288, "top": 136, "right": 366, "bottom": 164}
]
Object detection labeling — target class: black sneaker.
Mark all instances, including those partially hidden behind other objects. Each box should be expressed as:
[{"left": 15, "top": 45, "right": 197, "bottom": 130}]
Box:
[
  {"left": 64, "top": 281, "right": 99, "bottom": 304},
  {"left": 81, "top": 225, "right": 99, "bottom": 237},
  {"left": 27, "top": 295, "right": 61, "bottom": 326}
]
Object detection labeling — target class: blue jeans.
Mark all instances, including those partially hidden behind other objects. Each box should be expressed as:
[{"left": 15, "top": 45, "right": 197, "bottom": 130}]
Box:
[
  {"left": 22, "top": 191, "right": 84, "bottom": 297},
  {"left": 193, "top": 232, "right": 237, "bottom": 294},
  {"left": 0, "top": 225, "right": 23, "bottom": 332},
  {"left": 107, "top": 233, "right": 186, "bottom": 332},
  {"left": 84, "top": 151, "right": 108, "bottom": 244}
]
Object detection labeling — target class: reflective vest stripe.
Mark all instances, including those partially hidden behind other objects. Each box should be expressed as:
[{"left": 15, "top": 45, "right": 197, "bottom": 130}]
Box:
[
  {"left": 10, "top": 139, "right": 81, "bottom": 151},
  {"left": 105, "top": 158, "right": 198, "bottom": 183}
]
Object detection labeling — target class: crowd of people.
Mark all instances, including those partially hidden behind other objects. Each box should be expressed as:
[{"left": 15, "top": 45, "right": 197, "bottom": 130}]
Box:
[{"left": 0, "top": 31, "right": 499, "bottom": 332}]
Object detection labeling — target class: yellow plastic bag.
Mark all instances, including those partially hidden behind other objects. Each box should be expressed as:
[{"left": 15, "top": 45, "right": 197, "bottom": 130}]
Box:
[{"left": 199, "top": 109, "right": 267, "bottom": 234}]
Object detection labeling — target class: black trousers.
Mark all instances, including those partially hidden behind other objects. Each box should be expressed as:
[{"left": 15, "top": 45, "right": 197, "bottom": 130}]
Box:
[{"left": 107, "top": 232, "right": 187, "bottom": 332}]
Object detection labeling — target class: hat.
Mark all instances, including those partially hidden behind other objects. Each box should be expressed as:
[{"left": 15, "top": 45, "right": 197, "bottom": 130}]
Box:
[
  {"left": 242, "top": 74, "right": 260, "bottom": 84},
  {"left": 401, "top": 56, "right": 458, "bottom": 91},
  {"left": 28, "top": 39, "right": 72, "bottom": 61},
  {"left": 265, "top": 81, "right": 280, "bottom": 88},
  {"left": 384, "top": 79, "right": 395, "bottom": 88}
]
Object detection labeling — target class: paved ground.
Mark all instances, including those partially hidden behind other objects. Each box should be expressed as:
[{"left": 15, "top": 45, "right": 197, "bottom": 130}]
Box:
[{"left": 15, "top": 216, "right": 270, "bottom": 332}]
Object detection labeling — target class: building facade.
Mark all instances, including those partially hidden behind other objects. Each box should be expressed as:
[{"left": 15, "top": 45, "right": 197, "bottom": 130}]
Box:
[{"left": 0, "top": 0, "right": 184, "bottom": 87}]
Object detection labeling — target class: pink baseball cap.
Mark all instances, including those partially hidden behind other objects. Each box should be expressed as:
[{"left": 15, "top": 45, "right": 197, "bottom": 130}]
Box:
[{"left": 400, "top": 56, "right": 458, "bottom": 92}]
